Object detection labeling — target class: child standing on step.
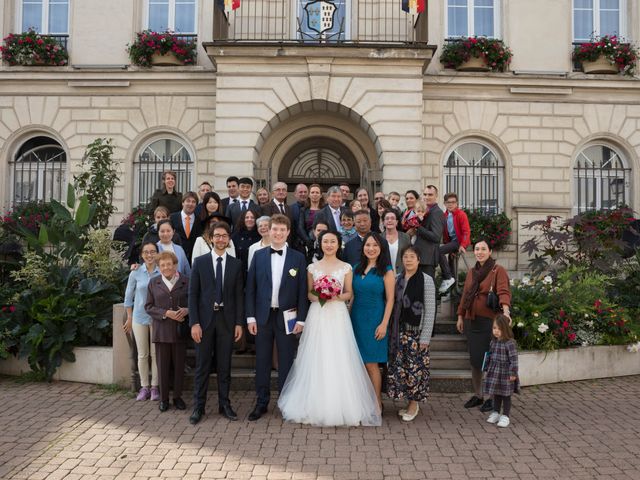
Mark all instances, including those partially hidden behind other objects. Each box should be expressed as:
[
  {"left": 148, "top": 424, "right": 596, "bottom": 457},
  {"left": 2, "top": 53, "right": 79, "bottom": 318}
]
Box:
[{"left": 483, "top": 314, "right": 519, "bottom": 428}]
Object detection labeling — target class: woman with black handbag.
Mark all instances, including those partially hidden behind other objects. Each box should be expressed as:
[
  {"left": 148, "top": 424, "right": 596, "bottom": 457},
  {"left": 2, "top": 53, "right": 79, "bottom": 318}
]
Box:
[{"left": 456, "top": 239, "right": 511, "bottom": 413}]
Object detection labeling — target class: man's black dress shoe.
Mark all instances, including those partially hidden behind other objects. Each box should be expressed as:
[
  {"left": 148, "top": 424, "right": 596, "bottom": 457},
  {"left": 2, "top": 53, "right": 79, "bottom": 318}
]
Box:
[
  {"left": 219, "top": 404, "right": 238, "bottom": 421},
  {"left": 159, "top": 401, "right": 170, "bottom": 412},
  {"left": 248, "top": 405, "right": 268, "bottom": 421},
  {"left": 173, "top": 397, "right": 187, "bottom": 410},
  {"left": 189, "top": 409, "right": 204, "bottom": 425},
  {"left": 480, "top": 399, "right": 494, "bottom": 412},
  {"left": 463, "top": 395, "right": 483, "bottom": 409}
]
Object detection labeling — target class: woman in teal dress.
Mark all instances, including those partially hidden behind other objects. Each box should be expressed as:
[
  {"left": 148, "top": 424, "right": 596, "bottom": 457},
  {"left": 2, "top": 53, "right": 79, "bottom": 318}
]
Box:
[{"left": 351, "top": 232, "right": 395, "bottom": 410}]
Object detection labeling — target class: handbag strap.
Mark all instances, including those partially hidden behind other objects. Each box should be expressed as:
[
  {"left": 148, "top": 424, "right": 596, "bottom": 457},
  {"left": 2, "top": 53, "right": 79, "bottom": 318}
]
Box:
[{"left": 489, "top": 267, "right": 497, "bottom": 292}]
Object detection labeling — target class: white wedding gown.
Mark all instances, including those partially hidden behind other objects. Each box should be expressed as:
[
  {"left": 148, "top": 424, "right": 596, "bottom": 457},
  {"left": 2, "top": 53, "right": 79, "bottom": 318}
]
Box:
[{"left": 277, "top": 262, "right": 382, "bottom": 427}]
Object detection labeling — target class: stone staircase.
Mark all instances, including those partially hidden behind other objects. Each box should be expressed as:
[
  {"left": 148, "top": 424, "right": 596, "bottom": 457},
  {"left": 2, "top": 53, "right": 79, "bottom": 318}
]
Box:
[{"left": 183, "top": 294, "right": 472, "bottom": 393}]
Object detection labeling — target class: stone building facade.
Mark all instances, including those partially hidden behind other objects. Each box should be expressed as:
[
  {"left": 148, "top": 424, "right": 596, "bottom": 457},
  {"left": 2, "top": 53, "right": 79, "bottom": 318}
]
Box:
[{"left": 1, "top": 0, "right": 639, "bottom": 269}]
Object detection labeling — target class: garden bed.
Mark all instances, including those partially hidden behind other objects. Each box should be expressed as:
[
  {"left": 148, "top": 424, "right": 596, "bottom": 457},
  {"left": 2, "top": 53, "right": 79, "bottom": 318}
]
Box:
[{"left": 519, "top": 345, "right": 640, "bottom": 386}]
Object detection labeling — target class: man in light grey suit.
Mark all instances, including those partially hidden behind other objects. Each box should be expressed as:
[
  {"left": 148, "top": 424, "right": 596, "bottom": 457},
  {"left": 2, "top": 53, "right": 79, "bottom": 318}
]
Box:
[{"left": 413, "top": 185, "right": 444, "bottom": 279}]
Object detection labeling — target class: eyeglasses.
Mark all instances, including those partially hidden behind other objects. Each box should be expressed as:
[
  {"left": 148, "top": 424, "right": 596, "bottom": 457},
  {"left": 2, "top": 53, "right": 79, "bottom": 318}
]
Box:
[
  {"left": 212, "top": 234, "right": 229, "bottom": 239},
  {"left": 141, "top": 250, "right": 157, "bottom": 255}
]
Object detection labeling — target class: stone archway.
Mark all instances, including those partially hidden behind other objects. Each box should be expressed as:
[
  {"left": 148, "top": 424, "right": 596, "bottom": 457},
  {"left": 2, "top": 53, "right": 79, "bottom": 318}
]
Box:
[{"left": 255, "top": 100, "right": 382, "bottom": 193}]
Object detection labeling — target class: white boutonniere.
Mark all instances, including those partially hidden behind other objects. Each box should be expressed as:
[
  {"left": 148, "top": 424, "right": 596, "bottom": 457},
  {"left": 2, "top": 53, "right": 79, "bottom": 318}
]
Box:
[{"left": 289, "top": 268, "right": 298, "bottom": 277}]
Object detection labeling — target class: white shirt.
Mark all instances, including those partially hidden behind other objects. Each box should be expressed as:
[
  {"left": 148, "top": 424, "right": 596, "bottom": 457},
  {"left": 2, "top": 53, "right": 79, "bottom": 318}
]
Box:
[
  {"left": 388, "top": 237, "right": 399, "bottom": 275},
  {"left": 182, "top": 211, "right": 194, "bottom": 234},
  {"left": 270, "top": 245, "right": 287, "bottom": 308},
  {"left": 247, "top": 239, "right": 269, "bottom": 271},
  {"left": 330, "top": 207, "right": 341, "bottom": 227},
  {"left": 212, "top": 251, "right": 227, "bottom": 306},
  {"left": 162, "top": 274, "right": 179, "bottom": 292},
  {"left": 273, "top": 198, "right": 286, "bottom": 213}
]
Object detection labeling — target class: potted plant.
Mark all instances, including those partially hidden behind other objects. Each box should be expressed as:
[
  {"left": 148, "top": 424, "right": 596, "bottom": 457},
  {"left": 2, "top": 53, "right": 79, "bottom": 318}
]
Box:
[
  {"left": 440, "top": 36, "right": 512, "bottom": 72},
  {"left": 127, "top": 30, "right": 196, "bottom": 67},
  {"left": 573, "top": 35, "right": 638, "bottom": 76},
  {"left": 463, "top": 209, "right": 512, "bottom": 250},
  {"left": 0, "top": 29, "right": 68, "bottom": 66}
]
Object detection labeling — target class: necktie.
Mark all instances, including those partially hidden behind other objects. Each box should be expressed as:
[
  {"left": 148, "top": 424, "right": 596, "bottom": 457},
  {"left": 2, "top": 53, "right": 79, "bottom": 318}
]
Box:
[
  {"left": 278, "top": 203, "right": 285, "bottom": 214},
  {"left": 214, "top": 257, "right": 223, "bottom": 305},
  {"left": 241, "top": 201, "right": 247, "bottom": 212},
  {"left": 334, "top": 209, "right": 340, "bottom": 227},
  {"left": 184, "top": 215, "right": 191, "bottom": 238},
  {"left": 270, "top": 248, "right": 283, "bottom": 256}
]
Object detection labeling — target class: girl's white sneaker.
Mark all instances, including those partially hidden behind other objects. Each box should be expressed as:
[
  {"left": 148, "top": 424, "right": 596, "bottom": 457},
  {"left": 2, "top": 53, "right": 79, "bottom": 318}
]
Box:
[
  {"left": 497, "top": 415, "right": 510, "bottom": 428},
  {"left": 486, "top": 412, "right": 500, "bottom": 424}
]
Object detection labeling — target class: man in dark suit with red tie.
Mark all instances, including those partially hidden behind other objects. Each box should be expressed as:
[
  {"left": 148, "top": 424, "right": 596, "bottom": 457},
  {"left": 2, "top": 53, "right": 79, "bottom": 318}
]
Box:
[
  {"left": 169, "top": 192, "right": 202, "bottom": 263},
  {"left": 188, "top": 221, "right": 244, "bottom": 424}
]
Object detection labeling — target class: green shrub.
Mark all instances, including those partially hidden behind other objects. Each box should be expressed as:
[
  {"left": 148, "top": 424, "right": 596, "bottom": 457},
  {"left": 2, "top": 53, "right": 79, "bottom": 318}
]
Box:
[{"left": 463, "top": 209, "right": 512, "bottom": 250}]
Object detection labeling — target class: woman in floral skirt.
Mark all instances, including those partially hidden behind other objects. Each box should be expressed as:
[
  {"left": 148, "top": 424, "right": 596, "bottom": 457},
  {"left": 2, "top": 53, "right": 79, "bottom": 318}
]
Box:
[{"left": 387, "top": 246, "right": 436, "bottom": 422}]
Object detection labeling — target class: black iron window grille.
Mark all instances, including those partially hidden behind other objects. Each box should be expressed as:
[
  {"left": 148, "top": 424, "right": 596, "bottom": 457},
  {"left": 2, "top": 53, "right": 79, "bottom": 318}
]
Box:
[
  {"left": 574, "top": 144, "right": 631, "bottom": 213},
  {"left": 444, "top": 142, "right": 504, "bottom": 214}
]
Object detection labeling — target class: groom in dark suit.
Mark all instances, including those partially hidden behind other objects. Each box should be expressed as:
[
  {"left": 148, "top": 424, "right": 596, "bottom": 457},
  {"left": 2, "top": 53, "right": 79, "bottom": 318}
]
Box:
[
  {"left": 188, "top": 221, "right": 244, "bottom": 424},
  {"left": 245, "top": 214, "right": 309, "bottom": 421}
]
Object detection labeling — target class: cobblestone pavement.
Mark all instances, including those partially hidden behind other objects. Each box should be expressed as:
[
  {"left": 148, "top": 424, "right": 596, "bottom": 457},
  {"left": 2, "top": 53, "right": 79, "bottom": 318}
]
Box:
[{"left": 1, "top": 376, "right": 639, "bottom": 480}]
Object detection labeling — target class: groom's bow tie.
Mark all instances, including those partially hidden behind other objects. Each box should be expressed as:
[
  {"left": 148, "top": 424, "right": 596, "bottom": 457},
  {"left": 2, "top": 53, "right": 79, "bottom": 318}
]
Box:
[{"left": 270, "top": 248, "right": 283, "bottom": 256}]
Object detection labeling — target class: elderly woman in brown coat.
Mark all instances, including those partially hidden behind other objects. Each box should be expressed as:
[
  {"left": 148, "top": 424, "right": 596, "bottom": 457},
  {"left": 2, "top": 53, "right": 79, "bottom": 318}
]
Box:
[
  {"left": 456, "top": 238, "right": 511, "bottom": 413},
  {"left": 145, "top": 251, "right": 190, "bottom": 412}
]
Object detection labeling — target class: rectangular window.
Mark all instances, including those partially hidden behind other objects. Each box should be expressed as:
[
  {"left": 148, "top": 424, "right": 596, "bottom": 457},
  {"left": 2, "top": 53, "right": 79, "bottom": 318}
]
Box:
[
  {"left": 573, "top": 0, "right": 625, "bottom": 42},
  {"left": 446, "top": 0, "right": 498, "bottom": 38},
  {"left": 147, "top": 0, "right": 196, "bottom": 33},
  {"left": 21, "top": 0, "right": 68, "bottom": 34}
]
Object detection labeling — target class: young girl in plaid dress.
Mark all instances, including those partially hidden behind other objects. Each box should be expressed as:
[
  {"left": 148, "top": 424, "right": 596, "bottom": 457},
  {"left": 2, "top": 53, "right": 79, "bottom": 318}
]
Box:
[{"left": 483, "top": 314, "right": 519, "bottom": 428}]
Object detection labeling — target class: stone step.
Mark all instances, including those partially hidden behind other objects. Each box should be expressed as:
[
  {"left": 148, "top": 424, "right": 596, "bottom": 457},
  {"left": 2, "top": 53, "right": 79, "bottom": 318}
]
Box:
[
  {"left": 429, "top": 351, "right": 470, "bottom": 370},
  {"left": 430, "top": 334, "right": 467, "bottom": 352},
  {"left": 182, "top": 368, "right": 472, "bottom": 393}
]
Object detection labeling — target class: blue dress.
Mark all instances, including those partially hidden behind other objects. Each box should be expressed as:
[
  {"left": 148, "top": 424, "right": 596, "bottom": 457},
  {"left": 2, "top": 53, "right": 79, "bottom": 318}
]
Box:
[{"left": 351, "top": 264, "right": 392, "bottom": 363}]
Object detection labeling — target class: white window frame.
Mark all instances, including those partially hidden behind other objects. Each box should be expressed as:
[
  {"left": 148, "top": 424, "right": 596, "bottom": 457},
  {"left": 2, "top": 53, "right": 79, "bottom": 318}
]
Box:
[
  {"left": 19, "top": 0, "right": 70, "bottom": 34},
  {"left": 444, "top": 0, "right": 501, "bottom": 39},
  {"left": 144, "top": 0, "right": 198, "bottom": 34},
  {"left": 572, "top": 0, "right": 627, "bottom": 42}
]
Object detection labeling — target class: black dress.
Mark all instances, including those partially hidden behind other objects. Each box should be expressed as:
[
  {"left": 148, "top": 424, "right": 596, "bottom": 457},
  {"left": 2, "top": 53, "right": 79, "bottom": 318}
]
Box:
[{"left": 231, "top": 228, "right": 261, "bottom": 275}]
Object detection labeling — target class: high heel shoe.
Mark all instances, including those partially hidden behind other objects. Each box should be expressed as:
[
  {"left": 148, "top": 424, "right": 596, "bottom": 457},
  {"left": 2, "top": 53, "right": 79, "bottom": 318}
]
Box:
[{"left": 401, "top": 404, "right": 419, "bottom": 422}]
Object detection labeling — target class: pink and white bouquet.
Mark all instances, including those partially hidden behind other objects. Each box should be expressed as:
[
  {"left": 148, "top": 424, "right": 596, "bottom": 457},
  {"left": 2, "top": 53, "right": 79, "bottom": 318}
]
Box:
[{"left": 311, "top": 275, "right": 342, "bottom": 307}]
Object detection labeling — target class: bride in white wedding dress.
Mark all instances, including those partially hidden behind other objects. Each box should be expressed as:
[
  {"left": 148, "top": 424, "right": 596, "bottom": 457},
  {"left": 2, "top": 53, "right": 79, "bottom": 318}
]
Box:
[{"left": 278, "top": 230, "right": 382, "bottom": 427}]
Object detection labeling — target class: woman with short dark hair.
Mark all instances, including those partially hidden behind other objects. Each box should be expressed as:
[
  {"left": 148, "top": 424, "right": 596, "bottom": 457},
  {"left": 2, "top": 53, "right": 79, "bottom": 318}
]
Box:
[{"left": 387, "top": 246, "right": 436, "bottom": 421}]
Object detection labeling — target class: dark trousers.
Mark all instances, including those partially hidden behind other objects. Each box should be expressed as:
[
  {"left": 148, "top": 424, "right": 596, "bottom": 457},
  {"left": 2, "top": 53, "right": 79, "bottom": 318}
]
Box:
[
  {"left": 155, "top": 342, "right": 186, "bottom": 402},
  {"left": 421, "top": 264, "right": 436, "bottom": 279},
  {"left": 255, "top": 309, "right": 298, "bottom": 407},
  {"left": 192, "top": 313, "right": 234, "bottom": 411},
  {"left": 439, "top": 240, "right": 460, "bottom": 280},
  {"left": 494, "top": 395, "right": 512, "bottom": 416}
]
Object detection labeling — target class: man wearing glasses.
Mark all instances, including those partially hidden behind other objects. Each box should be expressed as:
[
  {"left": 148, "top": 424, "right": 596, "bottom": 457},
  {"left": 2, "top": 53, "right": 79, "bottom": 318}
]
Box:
[
  {"left": 439, "top": 193, "right": 471, "bottom": 293},
  {"left": 188, "top": 222, "right": 245, "bottom": 424}
]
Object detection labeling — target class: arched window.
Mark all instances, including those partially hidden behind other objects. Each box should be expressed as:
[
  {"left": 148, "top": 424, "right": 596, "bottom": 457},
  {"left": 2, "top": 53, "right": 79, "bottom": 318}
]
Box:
[
  {"left": 574, "top": 143, "right": 631, "bottom": 212},
  {"left": 10, "top": 135, "right": 67, "bottom": 205},
  {"left": 443, "top": 141, "right": 505, "bottom": 214},
  {"left": 134, "top": 137, "right": 193, "bottom": 206}
]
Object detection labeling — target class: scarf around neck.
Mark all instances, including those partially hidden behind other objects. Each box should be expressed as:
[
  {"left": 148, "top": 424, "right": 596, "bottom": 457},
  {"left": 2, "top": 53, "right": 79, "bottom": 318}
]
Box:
[{"left": 461, "top": 257, "right": 496, "bottom": 311}]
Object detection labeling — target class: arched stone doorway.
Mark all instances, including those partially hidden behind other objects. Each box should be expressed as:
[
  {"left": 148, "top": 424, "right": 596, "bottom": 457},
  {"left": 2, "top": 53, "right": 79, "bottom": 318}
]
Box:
[
  {"left": 278, "top": 137, "right": 360, "bottom": 192},
  {"left": 255, "top": 100, "right": 382, "bottom": 195}
]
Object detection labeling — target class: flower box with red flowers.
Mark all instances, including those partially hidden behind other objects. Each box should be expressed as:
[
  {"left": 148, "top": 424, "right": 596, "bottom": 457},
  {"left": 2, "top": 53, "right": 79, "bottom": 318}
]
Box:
[
  {"left": 440, "top": 36, "right": 512, "bottom": 72},
  {"left": 573, "top": 35, "right": 638, "bottom": 76},
  {"left": 127, "top": 30, "right": 196, "bottom": 68},
  {"left": 1, "top": 29, "right": 68, "bottom": 66}
]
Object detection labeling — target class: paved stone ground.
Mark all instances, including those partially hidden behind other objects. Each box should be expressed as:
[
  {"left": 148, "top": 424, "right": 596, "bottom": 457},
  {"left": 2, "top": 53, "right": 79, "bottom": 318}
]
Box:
[{"left": 1, "top": 376, "right": 639, "bottom": 480}]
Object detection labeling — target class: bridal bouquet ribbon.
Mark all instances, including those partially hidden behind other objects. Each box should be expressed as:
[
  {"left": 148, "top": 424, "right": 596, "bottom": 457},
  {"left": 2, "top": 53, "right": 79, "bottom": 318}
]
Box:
[{"left": 311, "top": 275, "right": 342, "bottom": 307}]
